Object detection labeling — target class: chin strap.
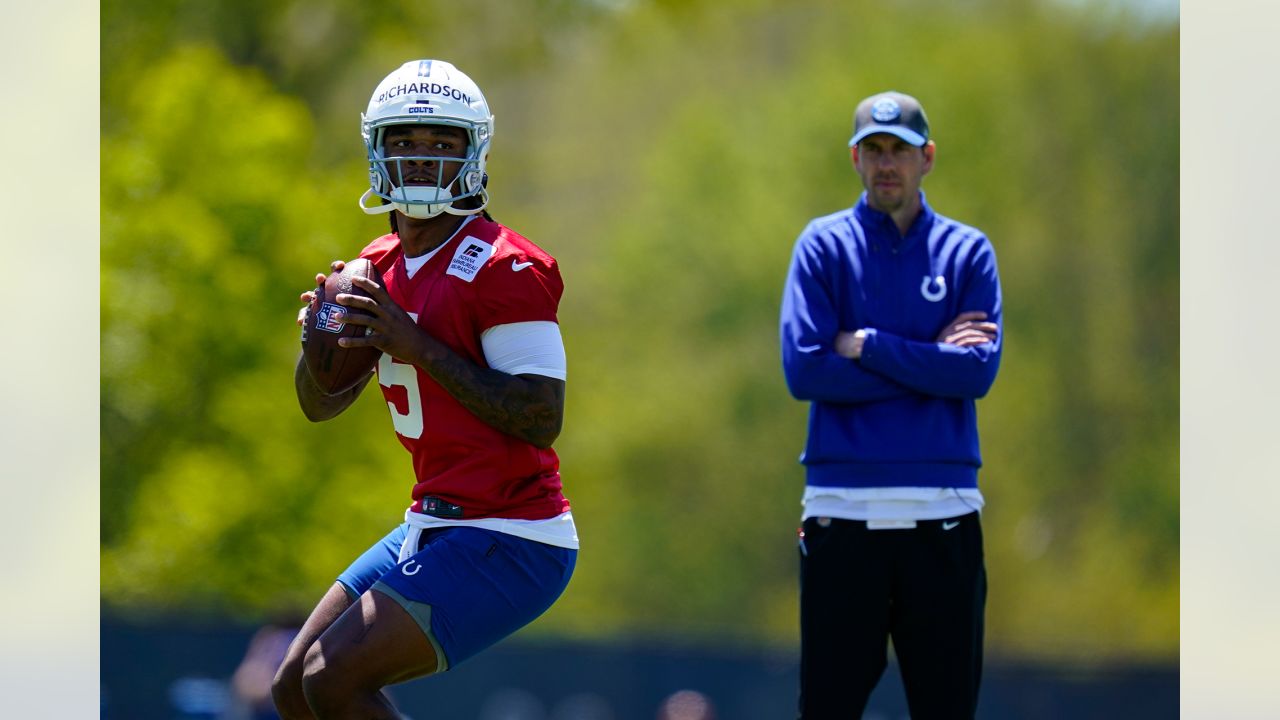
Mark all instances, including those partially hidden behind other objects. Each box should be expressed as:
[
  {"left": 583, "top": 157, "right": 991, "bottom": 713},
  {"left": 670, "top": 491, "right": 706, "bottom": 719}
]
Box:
[
  {"left": 358, "top": 188, "right": 490, "bottom": 219},
  {"left": 358, "top": 189, "right": 396, "bottom": 215},
  {"left": 442, "top": 188, "right": 489, "bottom": 217}
]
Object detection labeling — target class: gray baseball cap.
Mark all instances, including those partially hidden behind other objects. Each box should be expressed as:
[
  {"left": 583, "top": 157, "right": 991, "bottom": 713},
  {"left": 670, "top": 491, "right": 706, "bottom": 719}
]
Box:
[{"left": 848, "top": 91, "right": 930, "bottom": 147}]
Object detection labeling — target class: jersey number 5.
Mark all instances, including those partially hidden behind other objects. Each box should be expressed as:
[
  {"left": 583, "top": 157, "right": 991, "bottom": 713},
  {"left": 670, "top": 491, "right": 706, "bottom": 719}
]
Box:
[{"left": 377, "top": 312, "right": 424, "bottom": 439}]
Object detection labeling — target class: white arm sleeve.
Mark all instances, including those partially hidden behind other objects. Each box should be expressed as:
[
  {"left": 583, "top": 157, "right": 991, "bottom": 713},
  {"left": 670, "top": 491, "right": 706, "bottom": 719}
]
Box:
[{"left": 480, "top": 321, "right": 567, "bottom": 380}]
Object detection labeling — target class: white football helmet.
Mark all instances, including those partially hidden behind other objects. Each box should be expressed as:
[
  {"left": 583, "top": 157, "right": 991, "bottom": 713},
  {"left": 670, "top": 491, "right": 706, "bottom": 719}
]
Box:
[{"left": 358, "top": 59, "right": 494, "bottom": 219}]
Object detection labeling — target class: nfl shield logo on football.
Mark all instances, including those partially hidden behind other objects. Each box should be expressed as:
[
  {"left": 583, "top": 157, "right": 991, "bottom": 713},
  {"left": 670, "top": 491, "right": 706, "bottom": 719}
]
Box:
[{"left": 317, "top": 302, "right": 347, "bottom": 333}]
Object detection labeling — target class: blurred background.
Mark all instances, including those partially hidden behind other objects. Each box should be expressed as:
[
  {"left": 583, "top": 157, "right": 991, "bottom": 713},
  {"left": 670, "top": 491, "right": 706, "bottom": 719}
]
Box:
[{"left": 100, "top": 0, "right": 1178, "bottom": 717}]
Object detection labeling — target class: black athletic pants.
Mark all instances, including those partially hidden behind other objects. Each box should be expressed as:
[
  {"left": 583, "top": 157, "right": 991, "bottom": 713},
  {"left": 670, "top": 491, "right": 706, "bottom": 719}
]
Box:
[{"left": 797, "top": 513, "right": 986, "bottom": 719}]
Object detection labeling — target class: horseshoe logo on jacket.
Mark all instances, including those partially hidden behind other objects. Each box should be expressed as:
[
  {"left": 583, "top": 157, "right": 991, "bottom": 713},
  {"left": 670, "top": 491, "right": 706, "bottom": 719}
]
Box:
[{"left": 920, "top": 275, "right": 947, "bottom": 302}]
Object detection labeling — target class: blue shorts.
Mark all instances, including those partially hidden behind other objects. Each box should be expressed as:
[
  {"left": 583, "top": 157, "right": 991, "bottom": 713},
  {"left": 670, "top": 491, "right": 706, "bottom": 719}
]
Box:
[{"left": 336, "top": 524, "right": 575, "bottom": 671}]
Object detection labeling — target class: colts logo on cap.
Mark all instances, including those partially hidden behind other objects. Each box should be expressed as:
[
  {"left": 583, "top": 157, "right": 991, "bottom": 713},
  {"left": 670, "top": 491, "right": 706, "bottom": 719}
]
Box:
[{"left": 871, "top": 98, "right": 901, "bottom": 123}]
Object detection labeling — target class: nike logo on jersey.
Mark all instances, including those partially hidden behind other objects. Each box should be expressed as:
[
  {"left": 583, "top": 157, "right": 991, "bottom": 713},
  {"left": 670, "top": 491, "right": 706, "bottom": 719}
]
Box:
[
  {"left": 942, "top": 520, "right": 960, "bottom": 531},
  {"left": 512, "top": 260, "right": 534, "bottom": 272}
]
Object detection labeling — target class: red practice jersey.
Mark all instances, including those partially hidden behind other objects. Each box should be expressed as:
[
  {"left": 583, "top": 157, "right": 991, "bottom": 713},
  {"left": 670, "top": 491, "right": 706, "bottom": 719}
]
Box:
[{"left": 358, "top": 217, "right": 570, "bottom": 520}]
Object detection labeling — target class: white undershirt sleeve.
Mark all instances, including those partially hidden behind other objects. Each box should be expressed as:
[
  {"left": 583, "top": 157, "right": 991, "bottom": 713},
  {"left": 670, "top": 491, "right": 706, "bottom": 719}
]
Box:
[{"left": 480, "top": 321, "right": 567, "bottom": 380}]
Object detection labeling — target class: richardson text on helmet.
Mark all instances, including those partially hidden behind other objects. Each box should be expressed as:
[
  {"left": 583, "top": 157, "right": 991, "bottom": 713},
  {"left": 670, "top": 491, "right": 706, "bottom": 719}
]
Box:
[{"left": 376, "top": 83, "right": 472, "bottom": 106}]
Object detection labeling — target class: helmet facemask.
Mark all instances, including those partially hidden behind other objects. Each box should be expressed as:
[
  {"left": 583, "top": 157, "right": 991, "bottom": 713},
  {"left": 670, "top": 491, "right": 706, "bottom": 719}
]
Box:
[{"left": 365, "top": 121, "right": 489, "bottom": 219}]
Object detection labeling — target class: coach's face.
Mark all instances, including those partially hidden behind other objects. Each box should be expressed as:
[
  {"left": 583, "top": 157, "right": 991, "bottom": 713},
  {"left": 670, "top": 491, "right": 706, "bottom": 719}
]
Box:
[{"left": 852, "top": 133, "right": 935, "bottom": 214}]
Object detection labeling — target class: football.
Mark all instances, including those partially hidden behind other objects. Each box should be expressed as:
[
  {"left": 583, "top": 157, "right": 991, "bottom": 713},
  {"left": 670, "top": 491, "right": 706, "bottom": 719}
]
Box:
[{"left": 301, "top": 258, "right": 382, "bottom": 395}]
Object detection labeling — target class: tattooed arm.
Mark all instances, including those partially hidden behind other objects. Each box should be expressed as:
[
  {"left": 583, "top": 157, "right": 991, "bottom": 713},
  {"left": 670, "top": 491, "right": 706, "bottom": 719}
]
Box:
[
  {"left": 335, "top": 274, "right": 564, "bottom": 448},
  {"left": 419, "top": 359, "right": 564, "bottom": 449},
  {"left": 294, "top": 352, "right": 375, "bottom": 422}
]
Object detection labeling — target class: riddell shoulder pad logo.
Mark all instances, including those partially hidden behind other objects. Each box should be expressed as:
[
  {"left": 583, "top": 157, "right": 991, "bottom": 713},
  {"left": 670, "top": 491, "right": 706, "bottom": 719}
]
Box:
[
  {"left": 446, "top": 237, "right": 494, "bottom": 282},
  {"left": 315, "top": 302, "right": 347, "bottom": 333}
]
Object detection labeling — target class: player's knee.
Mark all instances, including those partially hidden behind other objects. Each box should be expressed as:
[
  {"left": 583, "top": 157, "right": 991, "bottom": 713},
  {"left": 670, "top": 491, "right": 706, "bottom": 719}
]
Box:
[
  {"left": 300, "top": 641, "right": 350, "bottom": 713},
  {"left": 270, "top": 653, "right": 310, "bottom": 719}
]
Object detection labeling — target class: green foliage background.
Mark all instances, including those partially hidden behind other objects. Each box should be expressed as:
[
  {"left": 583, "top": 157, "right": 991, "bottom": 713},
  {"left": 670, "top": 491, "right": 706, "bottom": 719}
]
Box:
[{"left": 101, "top": 0, "right": 1178, "bottom": 661}]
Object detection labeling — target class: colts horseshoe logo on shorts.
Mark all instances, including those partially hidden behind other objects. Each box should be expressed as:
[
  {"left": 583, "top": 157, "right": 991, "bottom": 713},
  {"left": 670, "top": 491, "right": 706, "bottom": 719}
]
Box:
[
  {"left": 920, "top": 275, "right": 947, "bottom": 302},
  {"left": 401, "top": 559, "right": 422, "bottom": 576}
]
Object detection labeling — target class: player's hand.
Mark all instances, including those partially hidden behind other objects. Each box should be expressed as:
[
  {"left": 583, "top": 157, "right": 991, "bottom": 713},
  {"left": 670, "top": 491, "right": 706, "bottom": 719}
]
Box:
[
  {"left": 334, "top": 274, "right": 424, "bottom": 363},
  {"left": 936, "top": 311, "right": 998, "bottom": 348},
  {"left": 834, "top": 329, "right": 866, "bottom": 359},
  {"left": 296, "top": 260, "right": 347, "bottom": 326}
]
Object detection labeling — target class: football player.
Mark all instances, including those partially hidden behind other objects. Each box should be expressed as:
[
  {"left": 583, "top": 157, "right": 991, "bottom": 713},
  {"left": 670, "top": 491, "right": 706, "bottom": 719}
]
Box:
[{"left": 273, "top": 59, "right": 577, "bottom": 719}]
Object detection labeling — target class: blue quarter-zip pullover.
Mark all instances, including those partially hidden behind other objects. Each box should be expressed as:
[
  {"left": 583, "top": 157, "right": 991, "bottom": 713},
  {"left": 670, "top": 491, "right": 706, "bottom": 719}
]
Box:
[{"left": 780, "top": 192, "right": 1003, "bottom": 490}]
